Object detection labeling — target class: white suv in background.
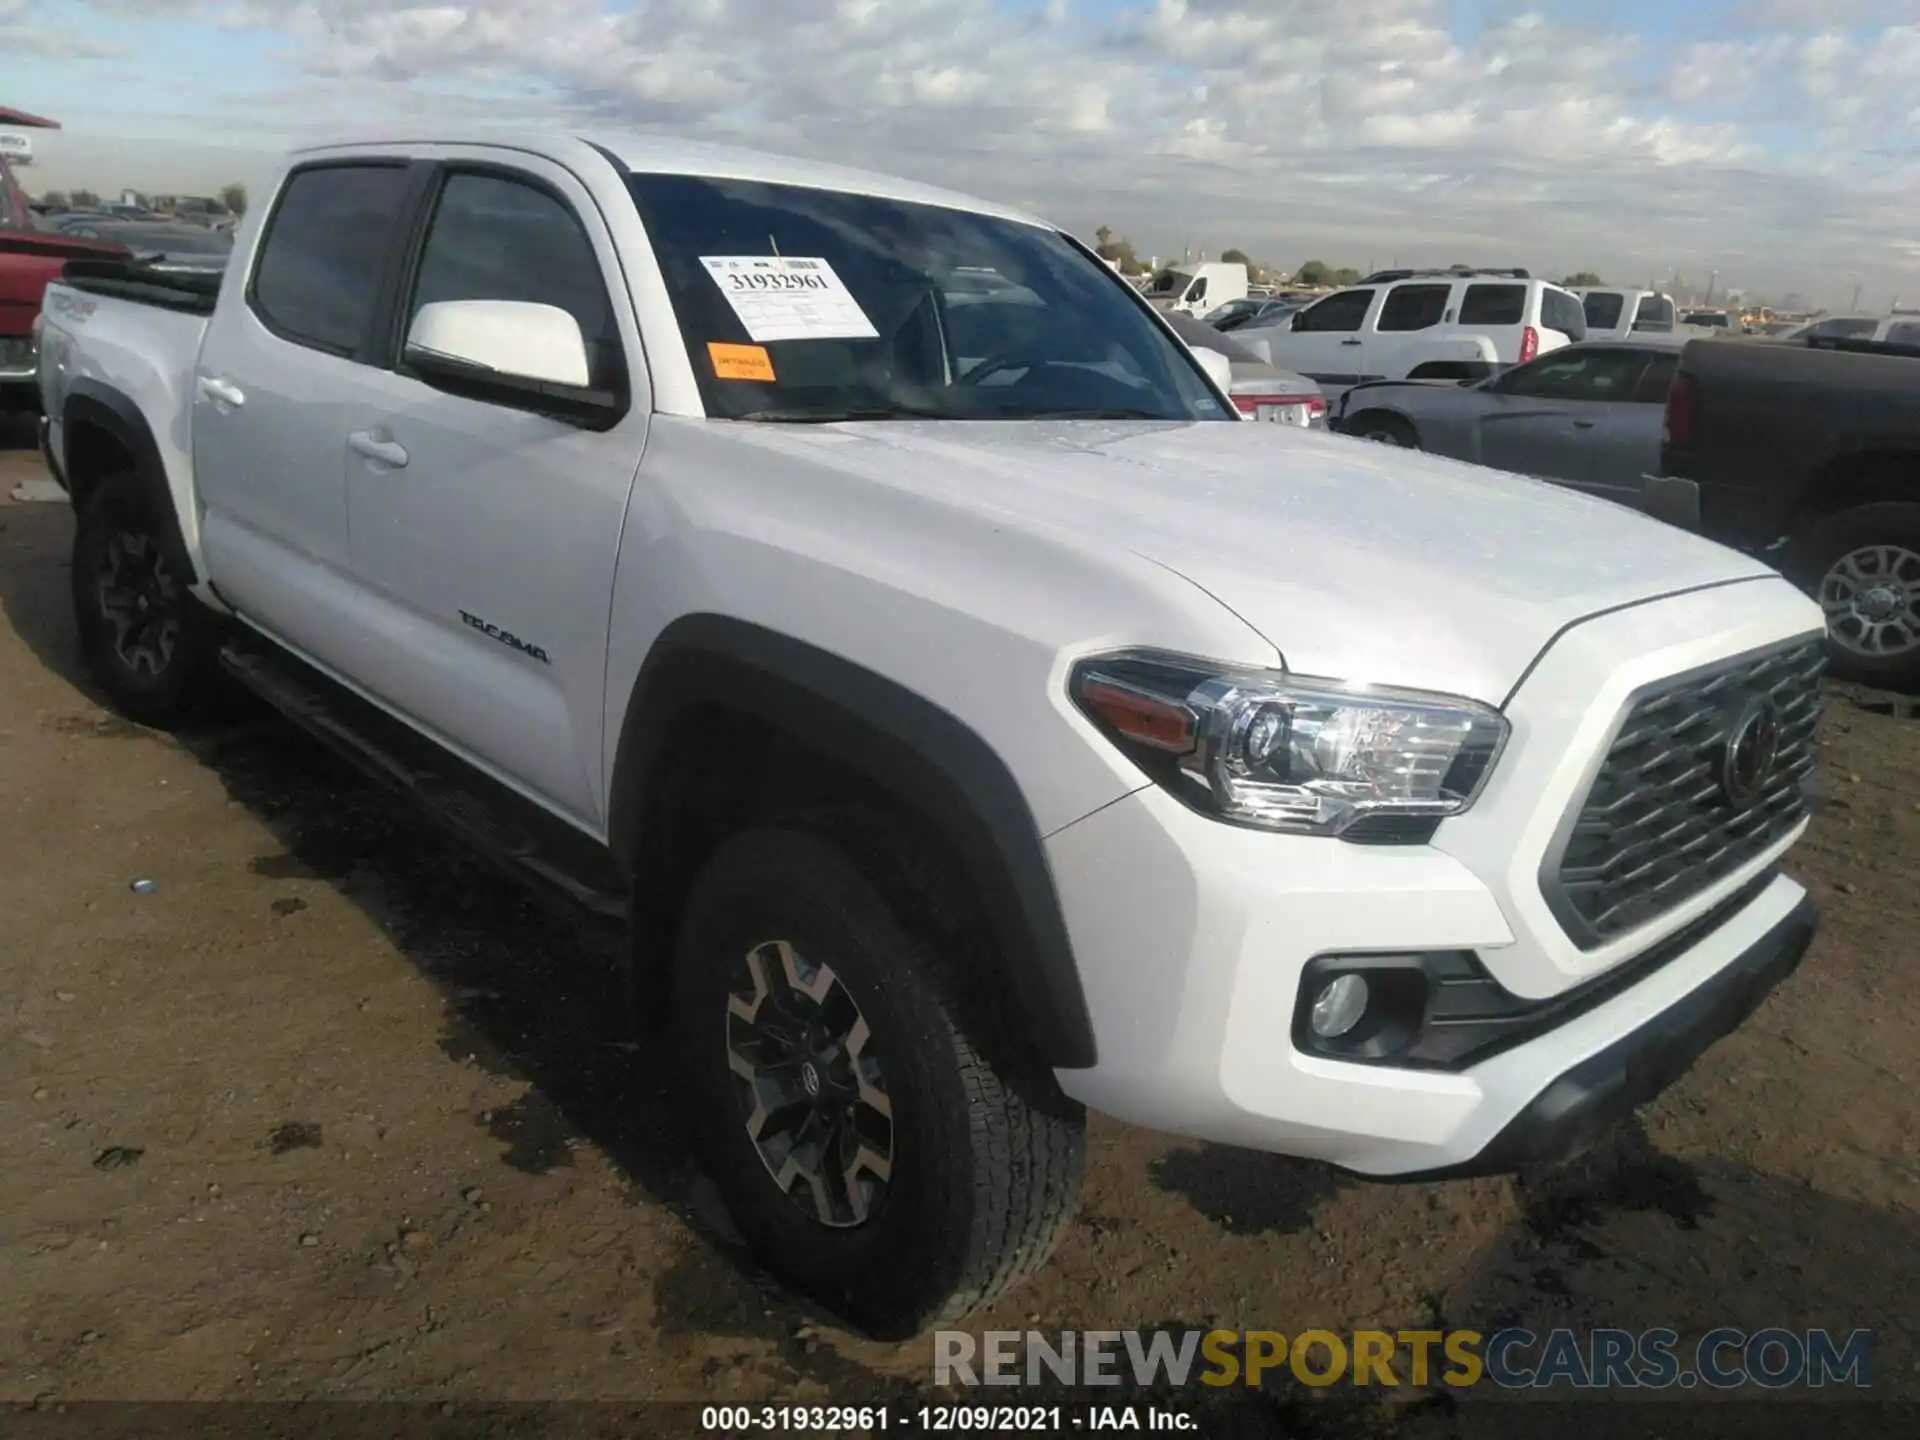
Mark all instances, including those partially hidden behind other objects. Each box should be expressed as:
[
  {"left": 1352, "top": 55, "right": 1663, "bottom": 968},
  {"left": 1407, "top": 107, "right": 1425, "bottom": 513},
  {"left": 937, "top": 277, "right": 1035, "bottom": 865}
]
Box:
[
  {"left": 1573, "top": 287, "right": 1678, "bottom": 341},
  {"left": 1240, "top": 267, "right": 1587, "bottom": 400}
]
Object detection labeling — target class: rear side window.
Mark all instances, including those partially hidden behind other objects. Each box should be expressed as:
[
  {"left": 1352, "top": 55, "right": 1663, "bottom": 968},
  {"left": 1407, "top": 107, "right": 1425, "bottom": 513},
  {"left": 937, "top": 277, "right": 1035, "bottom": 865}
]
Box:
[
  {"left": 1811, "top": 317, "right": 1880, "bottom": 340},
  {"left": 1887, "top": 322, "right": 1920, "bottom": 346},
  {"left": 251, "top": 164, "right": 413, "bottom": 355},
  {"left": 1541, "top": 289, "right": 1587, "bottom": 340},
  {"left": 1632, "top": 351, "right": 1679, "bottom": 403},
  {"left": 1376, "top": 283, "right": 1450, "bottom": 332},
  {"left": 1633, "top": 295, "right": 1676, "bottom": 328},
  {"left": 1459, "top": 283, "right": 1524, "bottom": 326},
  {"left": 1582, "top": 292, "right": 1625, "bottom": 330},
  {"left": 1293, "top": 288, "right": 1374, "bottom": 332},
  {"left": 405, "top": 170, "right": 624, "bottom": 391}
]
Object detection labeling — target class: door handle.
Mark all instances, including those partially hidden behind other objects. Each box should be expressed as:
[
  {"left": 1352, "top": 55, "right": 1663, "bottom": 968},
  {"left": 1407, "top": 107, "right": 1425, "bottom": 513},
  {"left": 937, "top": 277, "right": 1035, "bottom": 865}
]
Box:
[
  {"left": 196, "top": 374, "right": 245, "bottom": 408},
  {"left": 349, "top": 431, "right": 409, "bottom": 468},
  {"left": 1573, "top": 419, "right": 1596, "bottom": 429},
  {"left": 1340, "top": 338, "right": 1363, "bottom": 346}
]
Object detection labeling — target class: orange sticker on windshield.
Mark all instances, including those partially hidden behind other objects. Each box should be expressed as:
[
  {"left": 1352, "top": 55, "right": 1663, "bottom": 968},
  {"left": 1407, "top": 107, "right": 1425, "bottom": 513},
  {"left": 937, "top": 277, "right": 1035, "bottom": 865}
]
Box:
[{"left": 708, "top": 342, "right": 776, "bottom": 382}]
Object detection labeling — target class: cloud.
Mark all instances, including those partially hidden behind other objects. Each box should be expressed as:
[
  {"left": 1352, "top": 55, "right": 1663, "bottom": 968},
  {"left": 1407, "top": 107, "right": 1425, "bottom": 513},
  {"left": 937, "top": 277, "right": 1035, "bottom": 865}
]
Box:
[
  {"left": 32, "top": 0, "right": 1920, "bottom": 304},
  {"left": 0, "top": 0, "right": 126, "bottom": 56}
]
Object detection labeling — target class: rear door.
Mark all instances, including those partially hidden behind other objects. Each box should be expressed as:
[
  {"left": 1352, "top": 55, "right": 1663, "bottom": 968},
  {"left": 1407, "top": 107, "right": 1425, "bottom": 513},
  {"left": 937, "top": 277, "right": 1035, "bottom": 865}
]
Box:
[
  {"left": 337, "top": 155, "right": 648, "bottom": 826},
  {"left": 191, "top": 159, "right": 424, "bottom": 668},
  {"left": 1474, "top": 346, "right": 1652, "bottom": 485},
  {"left": 1456, "top": 281, "right": 1528, "bottom": 362},
  {"left": 1368, "top": 282, "right": 1451, "bottom": 379}
]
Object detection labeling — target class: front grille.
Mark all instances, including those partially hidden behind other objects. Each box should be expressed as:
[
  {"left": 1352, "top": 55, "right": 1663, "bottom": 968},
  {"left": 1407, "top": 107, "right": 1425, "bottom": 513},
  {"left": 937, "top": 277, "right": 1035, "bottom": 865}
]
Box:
[{"left": 1544, "top": 638, "right": 1824, "bottom": 949}]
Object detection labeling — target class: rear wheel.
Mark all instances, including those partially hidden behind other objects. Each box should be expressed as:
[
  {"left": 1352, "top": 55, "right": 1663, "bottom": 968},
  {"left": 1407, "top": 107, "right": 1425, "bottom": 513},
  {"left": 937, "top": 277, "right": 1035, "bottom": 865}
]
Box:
[
  {"left": 1791, "top": 504, "right": 1920, "bottom": 688},
  {"left": 71, "top": 472, "right": 224, "bottom": 726},
  {"left": 1346, "top": 412, "right": 1418, "bottom": 448},
  {"left": 671, "top": 826, "right": 1085, "bottom": 1338}
]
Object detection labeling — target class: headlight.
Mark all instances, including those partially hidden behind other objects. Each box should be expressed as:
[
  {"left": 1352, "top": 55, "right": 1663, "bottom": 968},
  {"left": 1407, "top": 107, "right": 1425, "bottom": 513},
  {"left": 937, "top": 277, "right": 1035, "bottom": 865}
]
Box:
[{"left": 1070, "top": 652, "right": 1508, "bottom": 839}]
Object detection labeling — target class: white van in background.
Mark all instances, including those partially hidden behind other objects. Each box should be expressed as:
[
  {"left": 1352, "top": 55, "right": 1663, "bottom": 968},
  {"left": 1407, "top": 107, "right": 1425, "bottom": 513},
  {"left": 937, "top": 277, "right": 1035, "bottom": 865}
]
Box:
[{"left": 1143, "top": 261, "right": 1249, "bottom": 316}]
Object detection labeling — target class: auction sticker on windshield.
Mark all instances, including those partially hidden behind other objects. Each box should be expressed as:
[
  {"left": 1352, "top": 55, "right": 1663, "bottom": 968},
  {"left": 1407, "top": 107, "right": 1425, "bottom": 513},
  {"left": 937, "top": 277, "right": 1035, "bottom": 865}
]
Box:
[{"left": 700, "top": 255, "right": 879, "bottom": 343}]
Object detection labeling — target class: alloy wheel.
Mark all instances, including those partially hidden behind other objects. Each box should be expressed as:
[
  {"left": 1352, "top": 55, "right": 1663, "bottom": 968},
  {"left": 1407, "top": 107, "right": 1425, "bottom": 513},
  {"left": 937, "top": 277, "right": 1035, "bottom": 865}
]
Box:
[
  {"left": 725, "top": 939, "right": 895, "bottom": 1228},
  {"left": 96, "top": 529, "right": 182, "bottom": 676},
  {"left": 1819, "top": 544, "right": 1920, "bottom": 659}
]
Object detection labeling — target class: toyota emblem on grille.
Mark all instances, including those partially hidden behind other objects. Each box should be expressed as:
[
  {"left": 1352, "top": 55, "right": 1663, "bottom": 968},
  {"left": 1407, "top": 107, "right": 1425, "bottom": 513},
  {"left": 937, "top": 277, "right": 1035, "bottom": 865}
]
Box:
[{"left": 1720, "top": 696, "right": 1782, "bottom": 807}]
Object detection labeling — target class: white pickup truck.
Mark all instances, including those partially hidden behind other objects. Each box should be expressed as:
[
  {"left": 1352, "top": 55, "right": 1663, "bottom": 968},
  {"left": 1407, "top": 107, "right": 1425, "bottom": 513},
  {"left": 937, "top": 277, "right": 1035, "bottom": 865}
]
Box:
[{"left": 36, "top": 132, "right": 1826, "bottom": 1338}]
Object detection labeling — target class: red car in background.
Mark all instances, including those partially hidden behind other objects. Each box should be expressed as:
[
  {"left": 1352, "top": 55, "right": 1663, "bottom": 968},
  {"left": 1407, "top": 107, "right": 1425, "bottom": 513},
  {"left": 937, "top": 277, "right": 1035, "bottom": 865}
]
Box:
[{"left": 1, "top": 107, "right": 130, "bottom": 410}]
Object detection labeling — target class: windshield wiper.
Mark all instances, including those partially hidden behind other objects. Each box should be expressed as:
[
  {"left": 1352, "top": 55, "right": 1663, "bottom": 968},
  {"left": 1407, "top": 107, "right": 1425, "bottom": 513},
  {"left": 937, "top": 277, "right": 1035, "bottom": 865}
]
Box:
[{"left": 733, "top": 404, "right": 953, "bottom": 423}]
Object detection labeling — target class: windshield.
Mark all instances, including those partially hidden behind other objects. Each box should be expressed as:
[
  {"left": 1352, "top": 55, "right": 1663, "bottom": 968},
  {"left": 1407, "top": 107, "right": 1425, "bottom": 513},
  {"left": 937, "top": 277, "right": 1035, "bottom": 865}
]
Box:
[{"left": 628, "top": 174, "right": 1226, "bottom": 423}]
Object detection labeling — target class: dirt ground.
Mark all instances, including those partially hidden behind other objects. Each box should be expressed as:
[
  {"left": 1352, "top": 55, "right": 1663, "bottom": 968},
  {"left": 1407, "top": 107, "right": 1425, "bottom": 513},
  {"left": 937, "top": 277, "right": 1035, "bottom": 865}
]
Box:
[{"left": 2, "top": 419, "right": 1916, "bottom": 1433}]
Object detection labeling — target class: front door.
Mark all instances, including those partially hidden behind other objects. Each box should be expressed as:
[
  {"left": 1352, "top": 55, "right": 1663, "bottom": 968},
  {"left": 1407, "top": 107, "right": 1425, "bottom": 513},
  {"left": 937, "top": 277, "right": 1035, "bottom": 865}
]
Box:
[
  {"left": 339, "top": 155, "right": 650, "bottom": 828},
  {"left": 1261, "top": 286, "right": 1376, "bottom": 399},
  {"left": 192, "top": 160, "right": 422, "bottom": 669},
  {"left": 1475, "top": 346, "right": 1654, "bottom": 486}
]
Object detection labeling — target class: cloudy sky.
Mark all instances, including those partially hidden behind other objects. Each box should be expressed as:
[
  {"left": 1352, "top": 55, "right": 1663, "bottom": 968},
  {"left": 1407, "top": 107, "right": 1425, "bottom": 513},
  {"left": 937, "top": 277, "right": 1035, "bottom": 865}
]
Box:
[{"left": 6, "top": 0, "right": 1919, "bottom": 306}]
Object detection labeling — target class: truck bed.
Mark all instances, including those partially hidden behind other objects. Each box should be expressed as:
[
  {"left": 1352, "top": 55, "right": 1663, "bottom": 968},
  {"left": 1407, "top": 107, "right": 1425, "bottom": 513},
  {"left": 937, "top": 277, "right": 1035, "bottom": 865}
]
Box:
[{"left": 59, "top": 258, "right": 221, "bottom": 316}]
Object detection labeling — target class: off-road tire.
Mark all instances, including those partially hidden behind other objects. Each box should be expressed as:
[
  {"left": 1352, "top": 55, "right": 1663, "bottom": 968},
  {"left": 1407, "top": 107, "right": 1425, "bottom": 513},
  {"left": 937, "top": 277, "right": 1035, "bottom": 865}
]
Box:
[
  {"left": 1788, "top": 503, "right": 1920, "bottom": 689},
  {"left": 671, "top": 826, "right": 1086, "bottom": 1338},
  {"left": 71, "top": 471, "right": 224, "bottom": 726}
]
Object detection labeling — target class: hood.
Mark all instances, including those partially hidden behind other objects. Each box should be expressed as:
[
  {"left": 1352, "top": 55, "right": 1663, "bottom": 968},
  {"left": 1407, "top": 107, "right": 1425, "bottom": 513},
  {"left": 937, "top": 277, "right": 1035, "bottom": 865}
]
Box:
[{"left": 719, "top": 418, "right": 1773, "bottom": 704}]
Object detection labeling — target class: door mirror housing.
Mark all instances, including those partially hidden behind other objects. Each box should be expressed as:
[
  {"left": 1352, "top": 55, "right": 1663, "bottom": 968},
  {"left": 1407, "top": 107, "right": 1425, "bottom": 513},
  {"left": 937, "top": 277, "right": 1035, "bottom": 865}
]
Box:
[{"left": 403, "top": 300, "right": 623, "bottom": 426}]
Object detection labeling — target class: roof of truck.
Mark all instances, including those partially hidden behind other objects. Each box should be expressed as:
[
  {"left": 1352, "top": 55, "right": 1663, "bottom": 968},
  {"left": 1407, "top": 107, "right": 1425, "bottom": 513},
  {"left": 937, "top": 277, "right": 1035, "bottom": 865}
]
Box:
[{"left": 289, "top": 130, "right": 1052, "bottom": 231}]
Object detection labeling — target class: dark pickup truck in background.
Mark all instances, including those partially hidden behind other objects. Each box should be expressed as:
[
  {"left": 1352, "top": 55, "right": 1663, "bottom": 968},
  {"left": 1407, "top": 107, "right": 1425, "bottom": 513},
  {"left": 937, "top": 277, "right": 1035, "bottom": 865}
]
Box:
[{"left": 1657, "top": 335, "right": 1920, "bottom": 687}]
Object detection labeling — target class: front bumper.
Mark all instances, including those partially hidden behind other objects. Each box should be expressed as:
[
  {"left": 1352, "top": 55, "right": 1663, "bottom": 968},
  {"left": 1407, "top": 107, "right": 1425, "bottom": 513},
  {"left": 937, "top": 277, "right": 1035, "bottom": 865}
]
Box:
[
  {"left": 1044, "top": 579, "right": 1827, "bottom": 1177},
  {"left": 1046, "top": 782, "right": 1813, "bottom": 1177},
  {"left": 1396, "top": 891, "right": 1815, "bottom": 1179}
]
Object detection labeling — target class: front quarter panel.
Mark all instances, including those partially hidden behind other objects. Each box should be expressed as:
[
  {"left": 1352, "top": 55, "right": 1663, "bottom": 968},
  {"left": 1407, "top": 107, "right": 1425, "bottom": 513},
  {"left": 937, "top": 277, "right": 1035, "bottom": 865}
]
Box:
[{"left": 601, "top": 416, "right": 1284, "bottom": 838}]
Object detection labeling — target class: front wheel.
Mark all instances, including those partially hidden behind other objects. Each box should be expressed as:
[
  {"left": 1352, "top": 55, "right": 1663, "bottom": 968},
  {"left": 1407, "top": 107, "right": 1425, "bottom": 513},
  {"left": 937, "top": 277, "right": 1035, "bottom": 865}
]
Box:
[
  {"left": 671, "top": 826, "right": 1086, "bottom": 1338},
  {"left": 1346, "top": 412, "right": 1418, "bottom": 448},
  {"left": 71, "top": 472, "right": 224, "bottom": 726},
  {"left": 1791, "top": 504, "right": 1920, "bottom": 688}
]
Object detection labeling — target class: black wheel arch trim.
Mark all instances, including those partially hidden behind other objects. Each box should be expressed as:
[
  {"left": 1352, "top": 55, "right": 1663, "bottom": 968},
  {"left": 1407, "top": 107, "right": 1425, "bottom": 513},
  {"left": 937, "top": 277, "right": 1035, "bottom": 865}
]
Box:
[
  {"left": 61, "top": 380, "right": 198, "bottom": 585},
  {"left": 608, "top": 614, "right": 1099, "bottom": 1070}
]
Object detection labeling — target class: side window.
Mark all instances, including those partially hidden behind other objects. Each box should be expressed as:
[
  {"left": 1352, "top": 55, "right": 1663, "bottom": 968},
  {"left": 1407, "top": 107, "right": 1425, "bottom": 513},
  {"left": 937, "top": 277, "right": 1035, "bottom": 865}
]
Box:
[
  {"left": 1582, "top": 292, "right": 1625, "bottom": 330},
  {"left": 1293, "top": 288, "right": 1374, "bottom": 333},
  {"left": 1459, "top": 283, "right": 1525, "bottom": 326},
  {"left": 1811, "top": 317, "right": 1880, "bottom": 340},
  {"left": 251, "top": 164, "right": 413, "bottom": 355},
  {"left": 1541, "top": 289, "right": 1588, "bottom": 340},
  {"left": 1375, "top": 283, "right": 1450, "bottom": 332},
  {"left": 405, "top": 170, "right": 623, "bottom": 391},
  {"left": 1886, "top": 322, "right": 1920, "bottom": 347},
  {"left": 1186, "top": 276, "right": 1208, "bottom": 304},
  {"left": 1631, "top": 351, "right": 1679, "bottom": 403},
  {"left": 1499, "top": 349, "right": 1649, "bottom": 401},
  {"left": 1633, "top": 295, "right": 1675, "bottom": 329}
]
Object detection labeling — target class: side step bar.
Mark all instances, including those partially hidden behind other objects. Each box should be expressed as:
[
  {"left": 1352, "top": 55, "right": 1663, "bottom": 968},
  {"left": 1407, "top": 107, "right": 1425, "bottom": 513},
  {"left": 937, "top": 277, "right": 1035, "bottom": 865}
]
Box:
[{"left": 219, "top": 635, "right": 629, "bottom": 939}]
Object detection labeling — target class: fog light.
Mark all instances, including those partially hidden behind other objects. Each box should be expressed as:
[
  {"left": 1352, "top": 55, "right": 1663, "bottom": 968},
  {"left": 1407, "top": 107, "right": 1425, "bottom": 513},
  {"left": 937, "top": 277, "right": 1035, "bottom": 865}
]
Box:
[{"left": 1310, "top": 974, "right": 1369, "bottom": 1038}]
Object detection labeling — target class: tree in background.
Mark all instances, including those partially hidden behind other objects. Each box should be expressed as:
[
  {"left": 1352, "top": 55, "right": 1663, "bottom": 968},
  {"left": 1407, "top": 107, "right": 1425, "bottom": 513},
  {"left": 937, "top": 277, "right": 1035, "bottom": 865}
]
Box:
[
  {"left": 1092, "top": 223, "right": 1145, "bottom": 275},
  {"left": 1220, "top": 247, "right": 1251, "bottom": 265},
  {"left": 220, "top": 183, "right": 248, "bottom": 216},
  {"left": 39, "top": 189, "right": 69, "bottom": 208},
  {"left": 70, "top": 188, "right": 100, "bottom": 209},
  {"left": 1561, "top": 271, "right": 1604, "bottom": 286},
  {"left": 1293, "top": 258, "right": 1332, "bottom": 286},
  {"left": 1329, "top": 267, "right": 1362, "bottom": 286}
]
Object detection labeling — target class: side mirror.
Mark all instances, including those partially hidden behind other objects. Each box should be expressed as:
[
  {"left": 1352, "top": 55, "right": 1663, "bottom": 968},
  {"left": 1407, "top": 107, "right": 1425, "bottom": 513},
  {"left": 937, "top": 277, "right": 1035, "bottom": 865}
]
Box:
[
  {"left": 1192, "top": 347, "right": 1234, "bottom": 395},
  {"left": 406, "top": 299, "right": 591, "bottom": 387}
]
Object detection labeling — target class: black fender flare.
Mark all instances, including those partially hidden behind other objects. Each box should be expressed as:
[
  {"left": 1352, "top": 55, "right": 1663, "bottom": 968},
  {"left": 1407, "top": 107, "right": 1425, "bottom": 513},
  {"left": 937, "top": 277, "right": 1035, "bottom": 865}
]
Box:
[
  {"left": 62, "top": 380, "right": 198, "bottom": 584},
  {"left": 608, "top": 614, "right": 1098, "bottom": 1070}
]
